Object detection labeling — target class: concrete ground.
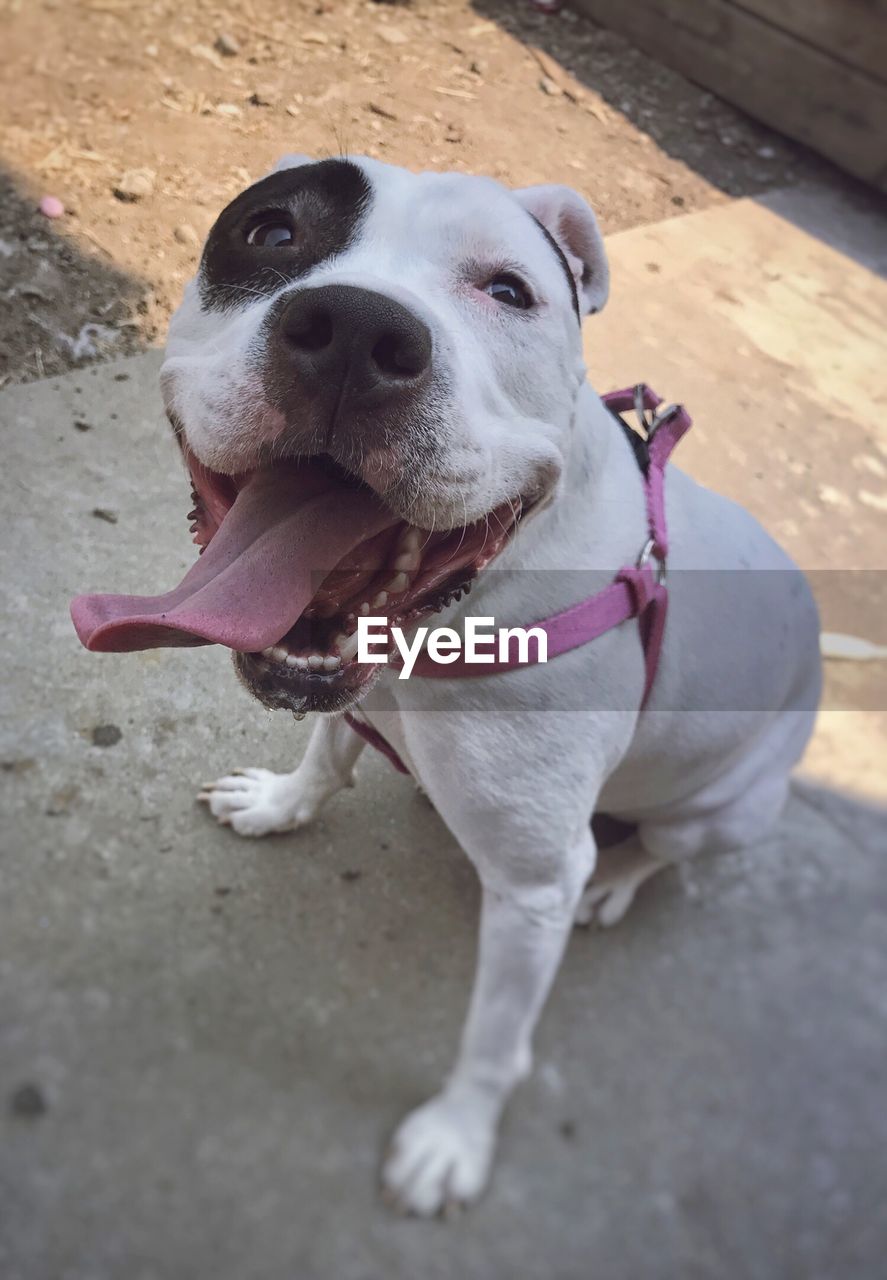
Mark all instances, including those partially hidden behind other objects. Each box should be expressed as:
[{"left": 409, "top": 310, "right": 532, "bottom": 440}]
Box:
[{"left": 2, "top": 182, "right": 886, "bottom": 1280}]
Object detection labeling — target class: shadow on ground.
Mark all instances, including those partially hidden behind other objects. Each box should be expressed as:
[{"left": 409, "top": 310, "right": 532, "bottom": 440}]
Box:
[
  {"left": 469, "top": 0, "right": 835, "bottom": 199},
  {"left": 0, "top": 165, "right": 150, "bottom": 387}
]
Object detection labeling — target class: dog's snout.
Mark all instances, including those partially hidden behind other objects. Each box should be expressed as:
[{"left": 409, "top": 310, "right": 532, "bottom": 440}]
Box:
[{"left": 277, "top": 285, "right": 432, "bottom": 406}]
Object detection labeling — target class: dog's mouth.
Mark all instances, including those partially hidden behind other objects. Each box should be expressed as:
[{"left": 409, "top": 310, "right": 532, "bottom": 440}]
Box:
[{"left": 71, "top": 449, "right": 530, "bottom": 712}]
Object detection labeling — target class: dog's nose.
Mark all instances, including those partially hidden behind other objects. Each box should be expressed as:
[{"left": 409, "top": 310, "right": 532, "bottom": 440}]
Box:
[{"left": 276, "top": 285, "right": 432, "bottom": 407}]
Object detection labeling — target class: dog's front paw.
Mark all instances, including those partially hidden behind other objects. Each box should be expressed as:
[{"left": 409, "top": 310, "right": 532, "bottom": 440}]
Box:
[
  {"left": 197, "top": 767, "right": 320, "bottom": 837},
  {"left": 382, "top": 1091, "right": 497, "bottom": 1217}
]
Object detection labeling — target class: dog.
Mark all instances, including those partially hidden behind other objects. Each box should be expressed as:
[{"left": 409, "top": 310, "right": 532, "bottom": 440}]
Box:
[{"left": 72, "top": 155, "right": 822, "bottom": 1215}]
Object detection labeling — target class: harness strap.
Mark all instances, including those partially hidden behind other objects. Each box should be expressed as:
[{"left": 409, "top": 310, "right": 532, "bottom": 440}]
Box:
[
  {"left": 406, "top": 386, "right": 690, "bottom": 692},
  {"left": 407, "top": 568, "right": 654, "bottom": 680},
  {"left": 344, "top": 711, "right": 410, "bottom": 773},
  {"left": 603, "top": 384, "right": 691, "bottom": 561},
  {"left": 344, "top": 384, "right": 691, "bottom": 772}
]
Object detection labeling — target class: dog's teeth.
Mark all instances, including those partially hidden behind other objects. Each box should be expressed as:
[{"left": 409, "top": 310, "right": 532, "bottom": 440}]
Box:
[
  {"left": 295, "top": 655, "right": 309, "bottom": 670},
  {"left": 307, "top": 653, "right": 324, "bottom": 670},
  {"left": 322, "top": 655, "right": 341, "bottom": 671},
  {"left": 338, "top": 631, "right": 361, "bottom": 662},
  {"left": 373, "top": 591, "right": 389, "bottom": 608},
  {"left": 271, "top": 646, "right": 288, "bottom": 663},
  {"left": 285, "top": 653, "right": 301, "bottom": 668},
  {"left": 385, "top": 572, "right": 409, "bottom": 594},
  {"left": 261, "top": 647, "right": 276, "bottom": 659},
  {"left": 400, "top": 527, "right": 422, "bottom": 552},
  {"left": 394, "top": 551, "right": 420, "bottom": 572},
  {"left": 359, "top": 601, "right": 371, "bottom": 615}
]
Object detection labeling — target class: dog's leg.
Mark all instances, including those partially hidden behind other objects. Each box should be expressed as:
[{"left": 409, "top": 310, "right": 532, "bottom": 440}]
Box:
[
  {"left": 198, "top": 715, "right": 364, "bottom": 837},
  {"left": 382, "top": 826, "right": 595, "bottom": 1216},
  {"left": 573, "top": 840, "right": 669, "bottom": 928}
]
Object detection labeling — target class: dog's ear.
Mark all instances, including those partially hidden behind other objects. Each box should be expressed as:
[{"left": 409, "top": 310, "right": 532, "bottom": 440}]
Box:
[
  {"left": 513, "top": 184, "right": 609, "bottom": 316},
  {"left": 267, "top": 153, "right": 313, "bottom": 176}
]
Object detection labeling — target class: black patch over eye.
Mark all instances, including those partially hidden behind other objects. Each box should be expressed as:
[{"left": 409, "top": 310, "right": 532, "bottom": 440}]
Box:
[
  {"left": 484, "top": 273, "right": 533, "bottom": 309},
  {"left": 200, "top": 159, "right": 371, "bottom": 312},
  {"left": 245, "top": 215, "right": 296, "bottom": 248}
]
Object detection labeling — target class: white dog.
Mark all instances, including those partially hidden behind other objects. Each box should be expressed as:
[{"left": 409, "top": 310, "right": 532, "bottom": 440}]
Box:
[{"left": 72, "top": 156, "right": 822, "bottom": 1215}]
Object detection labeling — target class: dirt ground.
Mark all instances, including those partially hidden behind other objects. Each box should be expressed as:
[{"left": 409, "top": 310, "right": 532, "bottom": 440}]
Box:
[{"left": 0, "top": 0, "right": 832, "bottom": 387}]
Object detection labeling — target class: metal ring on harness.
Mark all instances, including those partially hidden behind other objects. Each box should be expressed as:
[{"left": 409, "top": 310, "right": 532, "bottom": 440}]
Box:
[
  {"left": 634, "top": 383, "right": 681, "bottom": 442},
  {"left": 637, "top": 535, "right": 667, "bottom": 587}
]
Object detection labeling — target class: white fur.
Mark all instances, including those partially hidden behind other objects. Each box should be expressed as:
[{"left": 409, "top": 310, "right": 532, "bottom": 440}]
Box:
[{"left": 183, "top": 158, "right": 822, "bottom": 1215}]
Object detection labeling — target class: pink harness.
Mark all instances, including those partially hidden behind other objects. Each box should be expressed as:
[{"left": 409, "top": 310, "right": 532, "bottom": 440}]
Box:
[{"left": 345, "top": 384, "right": 691, "bottom": 774}]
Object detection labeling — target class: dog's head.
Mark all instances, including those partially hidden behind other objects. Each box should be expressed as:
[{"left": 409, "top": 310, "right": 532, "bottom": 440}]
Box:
[{"left": 74, "top": 156, "right": 608, "bottom": 713}]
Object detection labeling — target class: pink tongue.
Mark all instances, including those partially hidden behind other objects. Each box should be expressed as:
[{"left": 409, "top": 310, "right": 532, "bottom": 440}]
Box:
[{"left": 70, "top": 465, "right": 397, "bottom": 653}]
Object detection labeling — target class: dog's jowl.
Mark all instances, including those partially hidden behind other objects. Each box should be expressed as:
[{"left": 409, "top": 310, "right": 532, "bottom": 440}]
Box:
[{"left": 71, "top": 156, "right": 822, "bottom": 1215}]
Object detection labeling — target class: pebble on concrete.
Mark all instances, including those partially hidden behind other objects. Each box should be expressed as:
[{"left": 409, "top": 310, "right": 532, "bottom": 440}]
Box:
[
  {"left": 91, "top": 724, "right": 122, "bottom": 748},
  {"left": 10, "top": 1083, "right": 47, "bottom": 1118}
]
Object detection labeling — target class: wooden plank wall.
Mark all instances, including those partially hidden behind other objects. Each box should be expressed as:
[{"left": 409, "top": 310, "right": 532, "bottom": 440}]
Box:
[
  {"left": 736, "top": 0, "right": 886, "bottom": 80},
  {"left": 573, "top": 0, "right": 887, "bottom": 192}
]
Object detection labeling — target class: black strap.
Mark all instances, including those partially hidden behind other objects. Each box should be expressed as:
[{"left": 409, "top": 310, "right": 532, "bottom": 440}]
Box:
[{"left": 608, "top": 405, "right": 650, "bottom": 476}]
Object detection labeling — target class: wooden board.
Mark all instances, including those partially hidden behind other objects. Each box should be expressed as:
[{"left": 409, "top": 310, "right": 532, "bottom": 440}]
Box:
[
  {"left": 574, "top": 0, "right": 887, "bottom": 191},
  {"left": 736, "top": 0, "right": 887, "bottom": 82}
]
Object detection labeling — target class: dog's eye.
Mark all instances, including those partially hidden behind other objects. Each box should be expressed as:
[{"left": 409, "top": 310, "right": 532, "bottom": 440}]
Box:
[
  {"left": 484, "top": 274, "right": 532, "bottom": 309},
  {"left": 245, "top": 216, "right": 295, "bottom": 248}
]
